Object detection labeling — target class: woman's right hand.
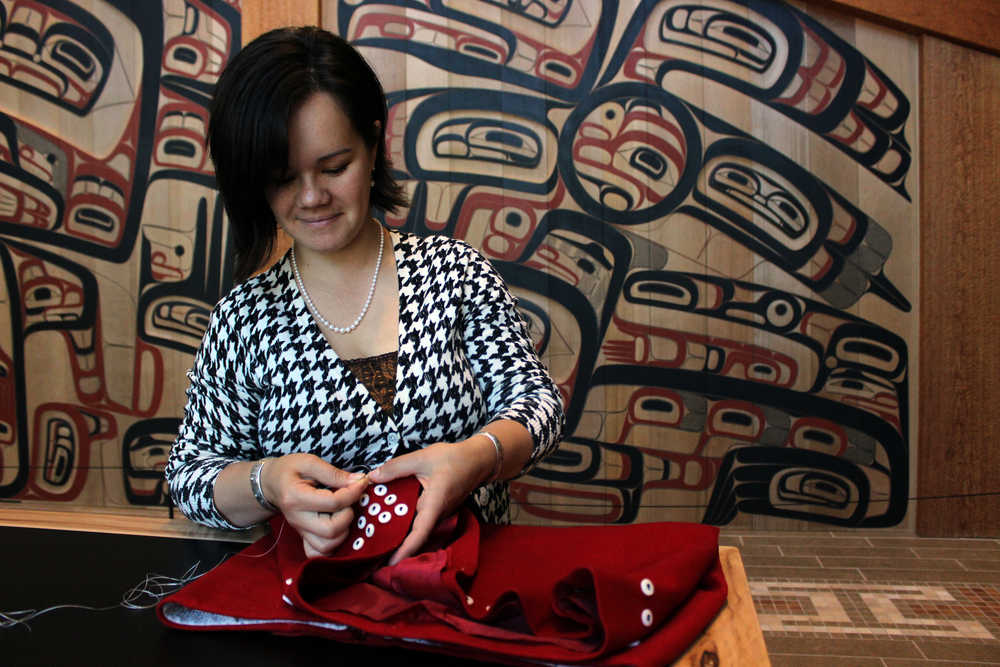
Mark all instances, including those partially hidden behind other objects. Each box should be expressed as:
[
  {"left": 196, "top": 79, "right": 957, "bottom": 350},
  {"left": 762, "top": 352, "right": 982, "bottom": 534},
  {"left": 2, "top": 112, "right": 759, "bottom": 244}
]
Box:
[{"left": 261, "top": 453, "right": 370, "bottom": 557}]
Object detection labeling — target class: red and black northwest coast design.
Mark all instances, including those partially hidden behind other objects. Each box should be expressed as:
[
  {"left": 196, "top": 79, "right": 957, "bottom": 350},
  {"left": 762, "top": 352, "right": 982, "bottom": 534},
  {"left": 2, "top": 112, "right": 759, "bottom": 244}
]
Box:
[
  {"left": 158, "top": 478, "right": 726, "bottom": 666},
  {"left": 3, "top": 1, "right": 915, "bottom": 532}
]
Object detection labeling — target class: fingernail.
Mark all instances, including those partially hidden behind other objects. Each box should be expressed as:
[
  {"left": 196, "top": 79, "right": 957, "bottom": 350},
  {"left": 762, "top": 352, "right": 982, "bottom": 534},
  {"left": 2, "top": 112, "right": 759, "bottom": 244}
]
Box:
[{"left": 349, "top": 472, "right": 366, "bottom": 481}]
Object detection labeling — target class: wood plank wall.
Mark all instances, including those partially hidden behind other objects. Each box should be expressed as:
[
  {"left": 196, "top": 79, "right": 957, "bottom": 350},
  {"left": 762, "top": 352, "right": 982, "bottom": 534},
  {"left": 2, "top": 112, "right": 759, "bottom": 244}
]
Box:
[
  {"left": 241, "top": 0, "right": 319, "bottom": 42},
  {"left": 917, "top": 36, "right": 1000, "bottom": 537},
  {"left": 817, "top": 0, "right": 1000, "bottom": 55}
]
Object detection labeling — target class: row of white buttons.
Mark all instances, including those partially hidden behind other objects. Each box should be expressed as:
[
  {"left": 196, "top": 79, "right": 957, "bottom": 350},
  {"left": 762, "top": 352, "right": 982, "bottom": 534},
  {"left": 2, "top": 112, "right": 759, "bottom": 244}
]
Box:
[
  {"left": 365, "top": 502, "right": 409, "bottom": 518},
  {"left": 360, "top": 495, "right": 399, "bottom": 507},
  {"left": 640, "top": 577, "right": 655, "bottom": 627}
]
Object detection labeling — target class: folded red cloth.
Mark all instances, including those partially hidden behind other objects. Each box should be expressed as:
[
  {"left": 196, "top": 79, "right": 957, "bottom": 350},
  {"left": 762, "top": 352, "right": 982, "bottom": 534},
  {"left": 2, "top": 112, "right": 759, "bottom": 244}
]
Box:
[{"left": 158, "top": 478, "right": 726, "bottom": 665}]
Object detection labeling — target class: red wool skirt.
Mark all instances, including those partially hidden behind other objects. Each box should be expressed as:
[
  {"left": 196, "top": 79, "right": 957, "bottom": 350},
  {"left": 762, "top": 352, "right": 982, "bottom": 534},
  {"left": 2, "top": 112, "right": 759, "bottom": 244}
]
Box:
[{"left": 158, "top": 478, "right": 727, "bottom": 665}]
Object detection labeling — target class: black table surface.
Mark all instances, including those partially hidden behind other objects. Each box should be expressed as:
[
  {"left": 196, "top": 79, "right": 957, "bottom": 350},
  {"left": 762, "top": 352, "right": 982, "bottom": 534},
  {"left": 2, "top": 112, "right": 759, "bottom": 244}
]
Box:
[{"left": 1, "top": 525, "right": 488, "bottom": 666}]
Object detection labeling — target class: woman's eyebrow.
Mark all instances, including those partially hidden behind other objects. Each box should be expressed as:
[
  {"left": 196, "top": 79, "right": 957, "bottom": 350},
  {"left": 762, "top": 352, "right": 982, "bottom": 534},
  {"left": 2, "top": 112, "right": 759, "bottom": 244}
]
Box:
[{"left": 317, "top": 148, "right": 351, "bottom": 162}]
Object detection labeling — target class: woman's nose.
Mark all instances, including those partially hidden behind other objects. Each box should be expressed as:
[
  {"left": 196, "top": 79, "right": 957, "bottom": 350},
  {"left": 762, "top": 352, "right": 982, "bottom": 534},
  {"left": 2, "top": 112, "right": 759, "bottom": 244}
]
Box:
[{"left": 297, "top": 176, "right": 329, "bottom": 207}]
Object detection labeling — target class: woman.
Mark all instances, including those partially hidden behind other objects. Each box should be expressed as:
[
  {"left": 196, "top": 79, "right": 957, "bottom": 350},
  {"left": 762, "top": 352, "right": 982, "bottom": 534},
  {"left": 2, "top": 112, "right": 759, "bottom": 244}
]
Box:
[{"left": 165, "top": 27, "right": 563, "bottom": 565}]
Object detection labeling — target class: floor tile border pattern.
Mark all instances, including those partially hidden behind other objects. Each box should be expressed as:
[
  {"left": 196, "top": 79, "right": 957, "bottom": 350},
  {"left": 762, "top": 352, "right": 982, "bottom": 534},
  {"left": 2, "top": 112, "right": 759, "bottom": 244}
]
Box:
[
  {"left": 722, "top": 531, "right": 1000, "bottom": 664},
  {"left": 751, "top": 581, "right": 997, "bottom": 641}
]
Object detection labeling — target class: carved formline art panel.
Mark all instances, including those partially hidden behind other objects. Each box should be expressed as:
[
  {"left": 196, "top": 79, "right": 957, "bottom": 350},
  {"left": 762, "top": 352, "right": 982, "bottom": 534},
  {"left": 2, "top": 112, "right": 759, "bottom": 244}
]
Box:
[
  {"left": 0, "top": 0, "right": 239, "bottom": 510},
  {"left": 342, "top": 0, "right": 917, "bottom": 529},
  {"left": 0, "top": 0, "right": 916, "bottom": 530}
]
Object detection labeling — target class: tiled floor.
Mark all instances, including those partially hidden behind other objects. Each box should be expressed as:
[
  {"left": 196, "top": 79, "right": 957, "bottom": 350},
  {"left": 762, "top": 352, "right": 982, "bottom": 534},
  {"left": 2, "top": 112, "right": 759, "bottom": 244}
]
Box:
[{"left": 719, "top": 530, "right": 1000, "bottom": 666}]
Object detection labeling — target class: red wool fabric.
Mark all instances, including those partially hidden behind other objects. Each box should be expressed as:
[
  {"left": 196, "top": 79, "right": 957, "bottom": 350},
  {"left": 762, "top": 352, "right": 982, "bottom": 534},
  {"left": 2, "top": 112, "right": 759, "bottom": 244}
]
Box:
[{"left": 158, "top": 478, "right": 727, "bottom": 666}]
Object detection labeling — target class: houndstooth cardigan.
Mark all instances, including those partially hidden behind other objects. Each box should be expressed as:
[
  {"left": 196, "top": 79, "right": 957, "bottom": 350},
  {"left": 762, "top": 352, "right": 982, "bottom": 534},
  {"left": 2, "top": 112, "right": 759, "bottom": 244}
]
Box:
[{"left": 165, "top": 230, "right": 564, "bottom": 529}]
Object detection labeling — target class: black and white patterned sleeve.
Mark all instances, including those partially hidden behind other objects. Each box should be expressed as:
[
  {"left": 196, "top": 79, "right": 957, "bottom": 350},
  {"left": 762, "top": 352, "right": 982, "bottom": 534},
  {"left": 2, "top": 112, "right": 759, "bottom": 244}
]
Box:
[
  {"left": 165, "top": 299, "right": 262, "bottom": 530},
  {"left": 458, "top": 244, "right": 564, "bottom": 475}
]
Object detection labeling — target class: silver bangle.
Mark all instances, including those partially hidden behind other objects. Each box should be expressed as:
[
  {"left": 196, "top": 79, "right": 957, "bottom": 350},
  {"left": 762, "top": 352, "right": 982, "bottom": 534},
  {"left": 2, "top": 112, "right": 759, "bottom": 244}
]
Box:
[
  {"left": 479, "top": 430, "right": 504, "bottom": 483},
  {"left": 250, "top": 458, "right": 278, "bottom": 513}
]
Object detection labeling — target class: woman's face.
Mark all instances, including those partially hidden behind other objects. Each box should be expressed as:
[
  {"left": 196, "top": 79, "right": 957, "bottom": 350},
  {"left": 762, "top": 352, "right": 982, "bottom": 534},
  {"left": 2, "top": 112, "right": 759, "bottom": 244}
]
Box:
[{"left": 267, "top": 91, "right": 378, "bottom": 259}]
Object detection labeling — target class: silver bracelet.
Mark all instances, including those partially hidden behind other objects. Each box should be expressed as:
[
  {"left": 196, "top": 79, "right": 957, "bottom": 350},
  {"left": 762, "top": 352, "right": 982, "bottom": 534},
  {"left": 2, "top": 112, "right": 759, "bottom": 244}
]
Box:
[
  {"left": 479, "top": 430, "right": 504, "bottom": 483},
  {"left": 250, "top": 458, "right": 278, "bottom": 513}
]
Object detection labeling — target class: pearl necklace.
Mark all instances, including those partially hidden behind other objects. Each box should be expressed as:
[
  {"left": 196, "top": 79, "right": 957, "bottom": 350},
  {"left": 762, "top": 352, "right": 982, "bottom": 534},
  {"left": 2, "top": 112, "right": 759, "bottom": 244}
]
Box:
[{"left": 291, "top": 226, "right": 384, "bottom": 334}]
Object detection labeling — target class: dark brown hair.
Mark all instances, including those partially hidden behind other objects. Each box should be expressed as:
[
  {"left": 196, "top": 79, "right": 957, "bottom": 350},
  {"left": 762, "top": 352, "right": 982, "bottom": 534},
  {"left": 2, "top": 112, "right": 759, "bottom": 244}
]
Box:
[{"left": 208, "top": 27, "right": 408, "bottom": 282}]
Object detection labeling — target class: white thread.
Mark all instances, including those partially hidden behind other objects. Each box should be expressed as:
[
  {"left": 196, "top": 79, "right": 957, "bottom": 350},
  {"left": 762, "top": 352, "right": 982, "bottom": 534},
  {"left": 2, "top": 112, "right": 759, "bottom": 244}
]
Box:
[
  {"left": 234, "top": 520, "right": 286, "bottom": 560},
  {"left": 0, "top": 522, "right": 289, "bottom": 630},
  {"left": 0, "top": 558, "right": 224, "bottom": 630},
  {"left": 290, "top": 224, "right": 384, "bottom": 334}
]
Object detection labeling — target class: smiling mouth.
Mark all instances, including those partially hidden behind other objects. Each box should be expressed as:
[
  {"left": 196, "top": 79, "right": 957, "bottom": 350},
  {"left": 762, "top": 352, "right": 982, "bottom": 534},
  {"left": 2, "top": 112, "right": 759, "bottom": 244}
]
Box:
[{"left": 299, "top": 213, "right": 340, "bottom": 223}]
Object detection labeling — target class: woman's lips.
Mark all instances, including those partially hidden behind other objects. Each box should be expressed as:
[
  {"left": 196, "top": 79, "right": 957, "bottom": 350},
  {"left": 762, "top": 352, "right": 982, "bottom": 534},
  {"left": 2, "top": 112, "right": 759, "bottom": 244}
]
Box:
[{"left": 299, "top": 213, "right": 340, "bottom": 224}]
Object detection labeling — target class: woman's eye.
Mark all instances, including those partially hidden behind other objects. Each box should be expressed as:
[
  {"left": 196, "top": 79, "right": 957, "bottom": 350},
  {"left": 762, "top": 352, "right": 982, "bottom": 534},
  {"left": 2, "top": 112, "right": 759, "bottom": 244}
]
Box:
[{"left": 323, "top": 165, "right": 348, "bottom": 175}]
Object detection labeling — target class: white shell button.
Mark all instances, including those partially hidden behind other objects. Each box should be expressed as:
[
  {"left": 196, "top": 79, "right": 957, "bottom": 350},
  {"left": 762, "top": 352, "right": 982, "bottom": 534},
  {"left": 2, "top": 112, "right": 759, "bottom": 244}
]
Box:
[
  {"left": 384, "top": 493, "right": 397, "bottom": 505},
  {"left": 641, "top": 609, "right": 654, "bottom": 627},
  {"left": 368, "top": 503, "right": 381, "bottom": 516},
  {"left": 641, "top": 578, "right": 654, "bottom": 596},
  {"left": 394, "top": 503, "right": 408, "bottom": 516},
  {"left": 378, "top": 510, "right": 392, "bottom": 524},
  {"left": 352, "top": 537, "right": 365, "bottom": 551},
  {"left": 365, "top": 523, "right": 375, "bottom": 538},
  {"left": 373, "top": 484, "right": 388, "bottom": 496},
  {"left": 357, "top": 516, "right": 367, "bottom": 529}
]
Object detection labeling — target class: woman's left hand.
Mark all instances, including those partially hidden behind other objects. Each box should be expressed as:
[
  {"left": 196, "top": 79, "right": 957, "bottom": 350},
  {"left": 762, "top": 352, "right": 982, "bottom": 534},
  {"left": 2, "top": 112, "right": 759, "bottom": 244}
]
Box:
[{"left": 367, "top": 436, "right": 495, "bottom": 565}]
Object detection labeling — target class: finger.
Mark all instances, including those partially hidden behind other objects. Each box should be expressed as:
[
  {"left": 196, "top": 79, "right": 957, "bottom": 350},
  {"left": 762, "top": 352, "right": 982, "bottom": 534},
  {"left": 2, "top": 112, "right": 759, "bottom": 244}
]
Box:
[
  {"left": 300, "top": 457, "right": 368, "bottom": 490},
  {"left": 299, "top": 509, "right": 354, "bottom": 556},
  {"left": 320, "top": 475, "right": 369, "bottom": 510},
  {"left": 368, "top": 450, "right": 426, "bottom": 484},
  {"left": 302, "top": 533, "right": 344, "bottom": 558},
  {"left": 267, "top": 456, "right": 368, "bottom": 510},
  {"left": 296, "top": 474, "right": 369, "bottom": 513},
  {"left": 303, "top": 538, "right": 323, "bottom": 559},
  {"left": 388, "top": 493, "right": 442, "bottom": 566},
  {"left": 300, "top": 504, "right": 354, "bottom": 538}
]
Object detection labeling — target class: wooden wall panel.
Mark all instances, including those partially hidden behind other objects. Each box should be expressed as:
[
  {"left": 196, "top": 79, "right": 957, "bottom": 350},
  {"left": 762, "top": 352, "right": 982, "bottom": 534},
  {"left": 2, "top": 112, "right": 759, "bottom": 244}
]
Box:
[
  {"left": 917, "top": 36, "right": 1000, "bottom": 537},
  {"left": 0, "top": 1, "right": 244, "bottom": 535},
  {"left": 0, "top": 0, "right": 322, "bottom": 538},
  {"left": 242, "top": 0, "right": 320, "bottom": 42},
  {"left": 815, "top": 0, "right": 1000, "bottom": 55}
]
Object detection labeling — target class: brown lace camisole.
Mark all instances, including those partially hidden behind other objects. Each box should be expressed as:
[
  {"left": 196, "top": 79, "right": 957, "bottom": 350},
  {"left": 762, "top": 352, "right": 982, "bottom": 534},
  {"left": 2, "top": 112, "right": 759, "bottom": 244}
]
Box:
[{"left": 342, "top": 351, "right": 397, "bottom": 414}]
